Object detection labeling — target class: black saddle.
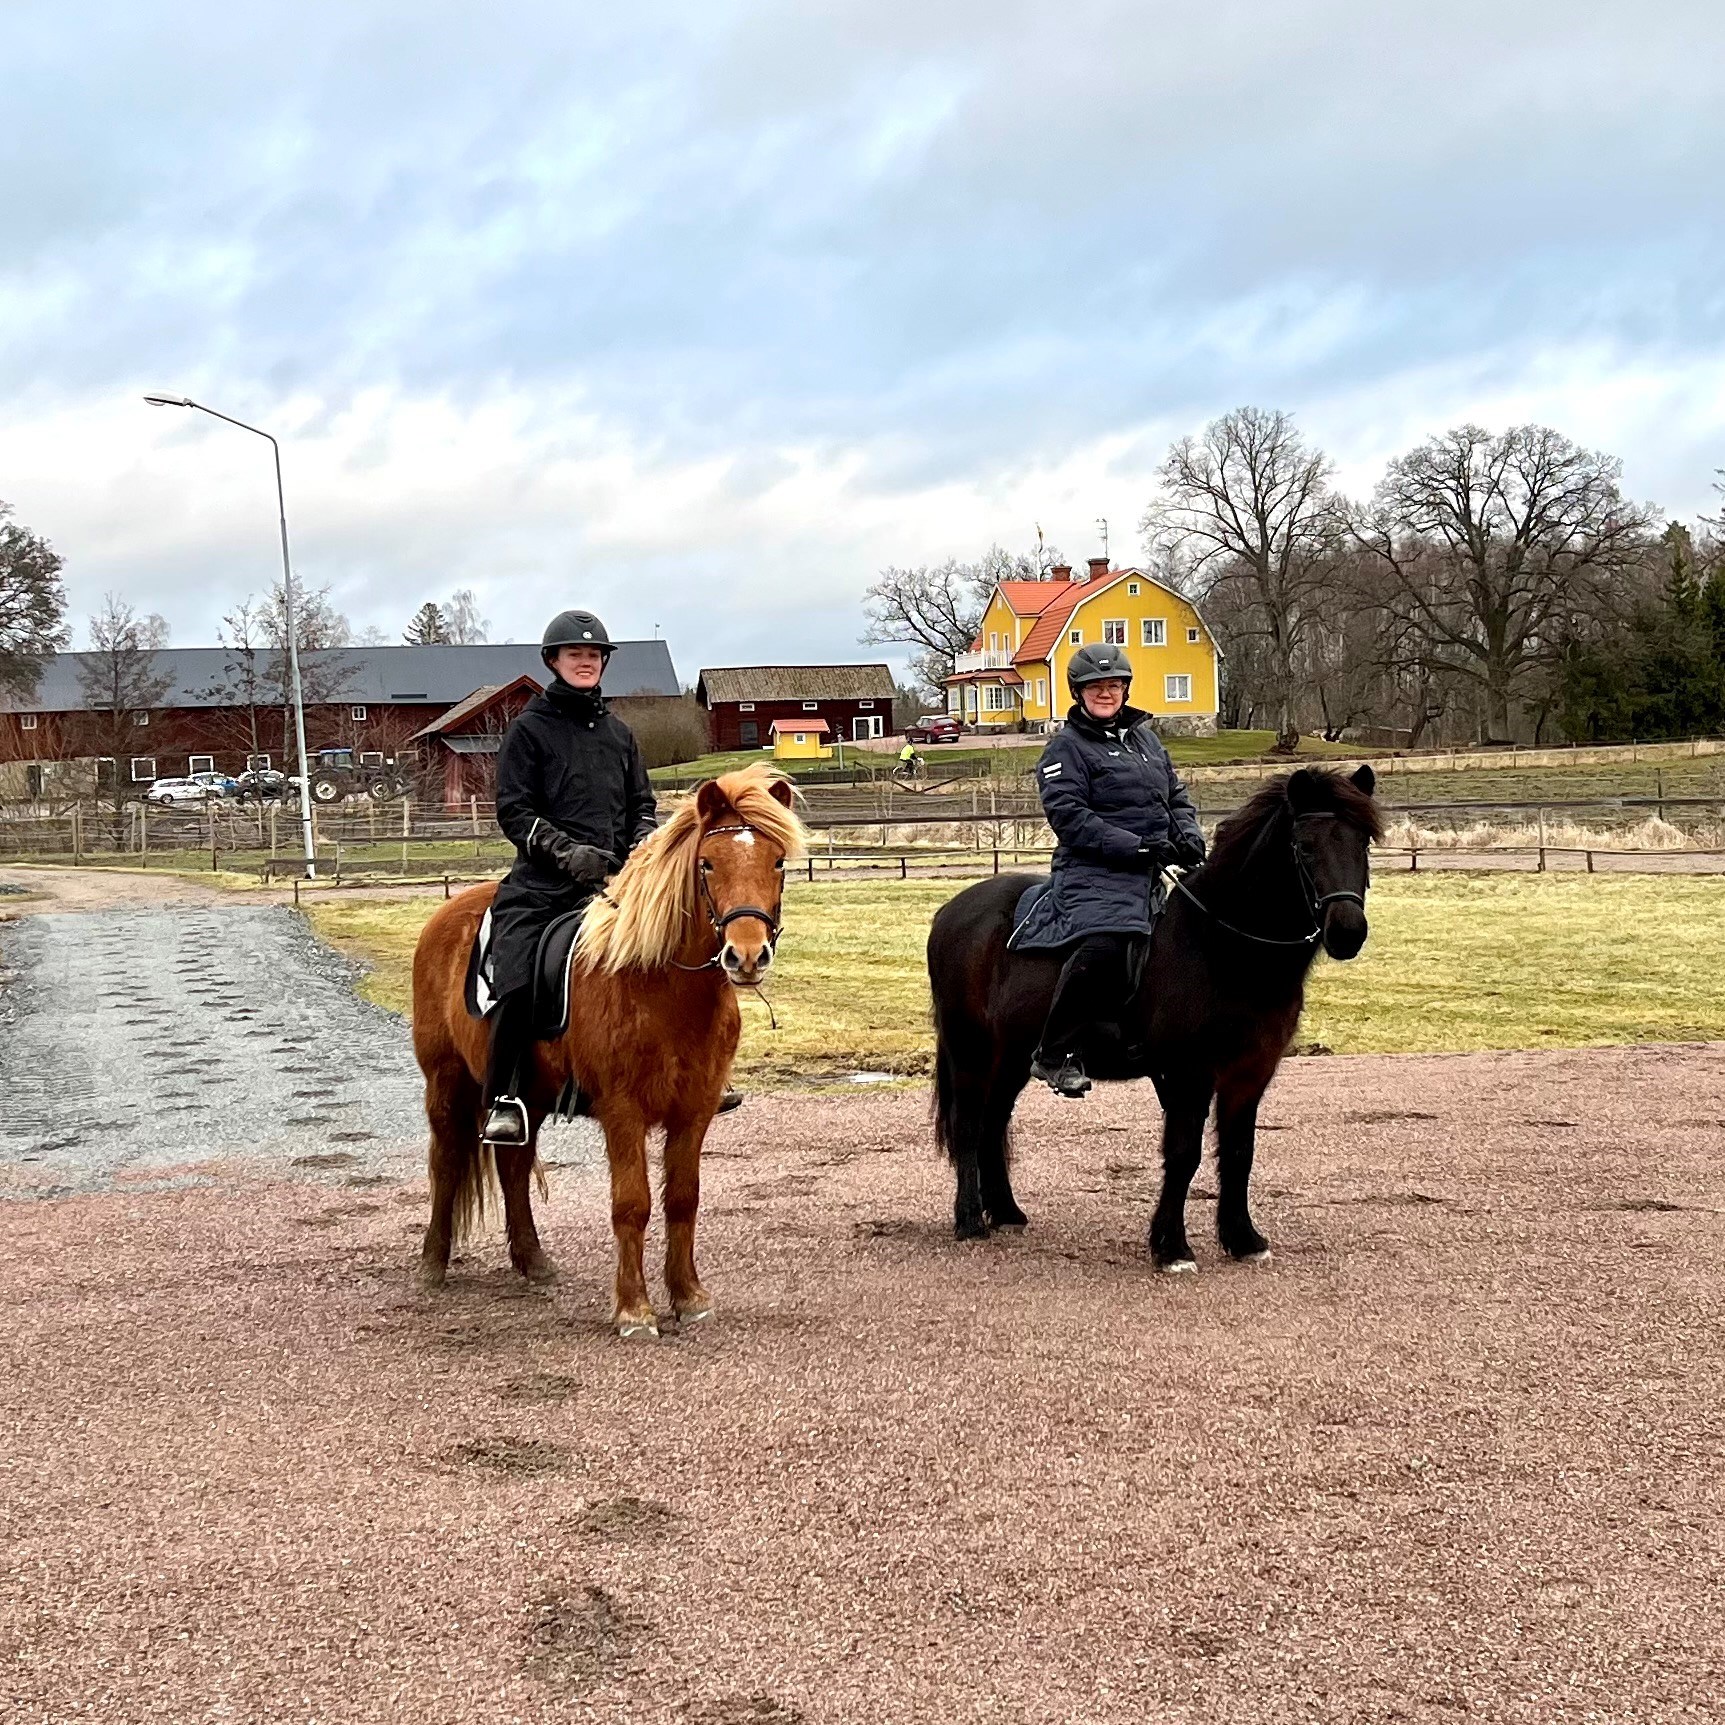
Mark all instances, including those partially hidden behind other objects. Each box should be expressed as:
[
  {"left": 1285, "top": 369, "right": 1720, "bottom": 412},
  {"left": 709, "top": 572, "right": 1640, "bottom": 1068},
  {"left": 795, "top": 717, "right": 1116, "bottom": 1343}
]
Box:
[{"left": 467, "top": 905, "right": 587, "bottom": 1038}]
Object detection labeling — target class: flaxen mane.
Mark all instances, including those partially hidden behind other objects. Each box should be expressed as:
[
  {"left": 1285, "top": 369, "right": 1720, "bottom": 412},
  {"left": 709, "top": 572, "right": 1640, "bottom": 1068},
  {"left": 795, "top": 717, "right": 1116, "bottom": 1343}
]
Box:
[{"left": 575, "top": 766, "right": 808, "bottom": 974}]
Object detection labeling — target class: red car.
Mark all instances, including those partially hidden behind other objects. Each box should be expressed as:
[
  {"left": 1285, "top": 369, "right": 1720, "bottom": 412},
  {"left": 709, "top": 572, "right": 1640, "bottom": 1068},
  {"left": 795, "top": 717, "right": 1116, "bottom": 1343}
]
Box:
[{"left": 904, "top": 715, "right": 965, "bottom": 744}]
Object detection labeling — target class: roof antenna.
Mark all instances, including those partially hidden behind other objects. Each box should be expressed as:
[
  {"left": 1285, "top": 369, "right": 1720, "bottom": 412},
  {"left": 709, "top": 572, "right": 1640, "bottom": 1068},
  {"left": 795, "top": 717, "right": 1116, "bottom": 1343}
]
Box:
[
  {"left": 1096, "top": 517, "right": 1108, "bottom": 563},
  {"left": 1035, "top": 522, "right": 1046, "bottom": 577}
]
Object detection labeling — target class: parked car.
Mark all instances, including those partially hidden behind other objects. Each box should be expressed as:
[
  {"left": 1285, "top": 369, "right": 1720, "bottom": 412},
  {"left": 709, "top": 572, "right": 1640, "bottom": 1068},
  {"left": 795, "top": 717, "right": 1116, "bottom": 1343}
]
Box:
[
  {"left": 144, "top": 777, "right": 218, "bottom": 806},
  {"left": 904, "top": 715, "right": 965, "bottom": 745},
  {"left": 190, "top": 771, "right": 239, "bottom": 798},
  {"left": 234, "top": 767, "right": 290, "bottom": 802}
]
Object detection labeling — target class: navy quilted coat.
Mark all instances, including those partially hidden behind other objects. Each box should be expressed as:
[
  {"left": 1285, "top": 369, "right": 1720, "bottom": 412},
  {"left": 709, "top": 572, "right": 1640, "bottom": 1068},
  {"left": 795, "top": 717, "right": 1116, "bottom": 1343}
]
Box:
[{"left": 1009, "top": 704, "right": 1205, "bottom": 952}]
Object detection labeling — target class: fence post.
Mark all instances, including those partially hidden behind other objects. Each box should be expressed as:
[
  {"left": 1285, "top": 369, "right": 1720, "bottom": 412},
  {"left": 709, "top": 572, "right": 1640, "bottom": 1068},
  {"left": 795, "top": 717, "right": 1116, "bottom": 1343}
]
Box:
[
  {"left": 269, "top": 802, "right": 278, "bottom": 860},
  {"left": 900, "top": 856, "right": 906, "bottom": 880},
  {"left": 444, "top": 873, "right": 451, "bottom": 900},
  {"left": 1586, "top": 849, "right": 1595, "bottom": 874},
  {"left": 402, "top": 796, "right": 410, "bottom": 873},
  {"left": 210, "top": 800, "right": 218, "bottom": 871},
  {"left": 335, "top": 841, "right": 342, "bottom": 885},
  {"left": 470, "top": 795, "right": 479, "bottom": 836}
]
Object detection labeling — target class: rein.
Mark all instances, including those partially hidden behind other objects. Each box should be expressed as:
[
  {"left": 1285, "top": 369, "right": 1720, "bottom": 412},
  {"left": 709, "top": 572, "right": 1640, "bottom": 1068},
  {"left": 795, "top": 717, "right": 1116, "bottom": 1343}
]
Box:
[
  {"left": 1170, "top": 813, "right": 1365, "bottom": 950},
  {"left": 671, "top": 822, "right": 784, "bottom": 974}
]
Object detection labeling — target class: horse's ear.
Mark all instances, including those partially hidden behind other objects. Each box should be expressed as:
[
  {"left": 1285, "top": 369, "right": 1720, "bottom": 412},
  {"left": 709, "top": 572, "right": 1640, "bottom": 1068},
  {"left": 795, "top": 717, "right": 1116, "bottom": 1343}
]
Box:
[
  {"left": 1351, "top": 763, "right": 1376, "bottom": 797},
  {"left": 767, "top": 775, "right": 794, "bottom": 808},
  {"left": 695, "top": 780, "right": 732, "bottom": 825},
  {"left": 1286, "top": 769, "right": 1324, "bottom": 813}
]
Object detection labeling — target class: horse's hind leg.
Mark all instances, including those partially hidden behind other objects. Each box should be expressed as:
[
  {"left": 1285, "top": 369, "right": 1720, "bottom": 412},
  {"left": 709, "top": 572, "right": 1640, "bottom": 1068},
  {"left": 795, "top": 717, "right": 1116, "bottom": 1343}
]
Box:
[
  {"left": 497, "top": 1131, "right": 555, "bottom": 1284},
  {"left": 421, "top": 1062, "right": 481, "bottom": 1290},
  {"left": 979, "top": 1060, "right": 1030, "bottom": 1230},
  {"left": 661, "top": 1111, "right": 713, "bottom": 1324}
]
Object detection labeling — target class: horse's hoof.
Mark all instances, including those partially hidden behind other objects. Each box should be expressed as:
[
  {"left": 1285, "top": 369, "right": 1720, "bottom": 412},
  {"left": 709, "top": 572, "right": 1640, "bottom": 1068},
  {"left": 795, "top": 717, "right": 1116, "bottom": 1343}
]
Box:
[
  {"left": 991, "top": 1220, "right": 1028, "bottom": 1234},
  {"left": 513, "top": 1250, "right": 558, "bottom": 1285},
  {"left": 954, "top": 1219, "right": 991, "bottom": 1241},
  {"left": 1242, "top": 1249, "right": 1273, "bottom": 1265},
  {"left": 677, "top": 1304, "right": 714, "bottom": 1325},
  {"left": 417, "top": 1260, "right": 448, "bottom": 1291},
  {"left": 616, "top": 1316, "right": 660, "bottom": 1340},
  {"left": 1159, "top": 1258, "right": 1199, "bottom": 1276}
]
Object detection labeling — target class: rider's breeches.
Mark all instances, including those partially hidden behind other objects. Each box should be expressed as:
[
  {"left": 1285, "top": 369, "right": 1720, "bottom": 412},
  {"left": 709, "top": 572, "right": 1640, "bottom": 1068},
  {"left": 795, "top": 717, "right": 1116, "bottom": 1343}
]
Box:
[
  {"left": 483, "top": 988, "right": 535, "bottom": 1105},
  {"left": 1037, "top": 932, "right": 1135, "bottom": 1060}
]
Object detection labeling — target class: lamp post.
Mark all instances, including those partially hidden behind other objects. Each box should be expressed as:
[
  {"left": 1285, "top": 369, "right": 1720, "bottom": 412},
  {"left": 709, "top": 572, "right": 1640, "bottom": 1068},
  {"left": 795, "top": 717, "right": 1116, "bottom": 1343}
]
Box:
[{"left": 143, "top": 395, "right": 318, "bottom": 879}]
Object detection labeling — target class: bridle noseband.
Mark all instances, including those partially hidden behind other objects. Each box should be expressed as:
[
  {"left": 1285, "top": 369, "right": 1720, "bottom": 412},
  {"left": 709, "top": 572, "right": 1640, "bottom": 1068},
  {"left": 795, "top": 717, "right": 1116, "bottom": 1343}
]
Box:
[
  {"left": 1171, "top": 812, "right": 1366, "bottom": 949},
  {"left": 673, "top": 822, "right": 785, "bottom": 973}
]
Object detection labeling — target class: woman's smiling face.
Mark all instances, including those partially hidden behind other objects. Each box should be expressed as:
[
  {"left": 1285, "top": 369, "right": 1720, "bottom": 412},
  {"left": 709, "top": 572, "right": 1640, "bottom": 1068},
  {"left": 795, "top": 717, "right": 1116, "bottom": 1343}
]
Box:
[{"left": 1081, "top": 678, "right": 1128, "bottom": 721}]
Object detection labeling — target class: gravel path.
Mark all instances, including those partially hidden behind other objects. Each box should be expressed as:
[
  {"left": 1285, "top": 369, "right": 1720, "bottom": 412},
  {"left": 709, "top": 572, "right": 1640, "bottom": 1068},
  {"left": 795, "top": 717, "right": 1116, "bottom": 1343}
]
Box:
[
  {"left": 3, "top": 1037, "right": 1722, "bottom": 1722},
  {"left": 0, "top": 876, "right": 600, "bottom": 1198}
]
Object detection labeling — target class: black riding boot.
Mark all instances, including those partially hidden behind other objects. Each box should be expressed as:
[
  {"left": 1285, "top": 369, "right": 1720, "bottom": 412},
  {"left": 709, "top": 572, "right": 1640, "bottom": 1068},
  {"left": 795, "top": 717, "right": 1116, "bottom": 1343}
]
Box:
[
  {"left": 481, "top": 990, "right": 534, "bottom": 1146},
  {"left": 1031, "top": 934, "right": 1133, "bottom": 1098}
]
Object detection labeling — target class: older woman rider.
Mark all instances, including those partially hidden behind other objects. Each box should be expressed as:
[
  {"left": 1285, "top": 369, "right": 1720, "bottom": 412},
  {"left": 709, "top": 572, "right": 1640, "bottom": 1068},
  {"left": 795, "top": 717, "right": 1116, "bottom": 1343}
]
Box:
[{"left": 1007, "top": 643, "right": 1207, "bottom": 1097}]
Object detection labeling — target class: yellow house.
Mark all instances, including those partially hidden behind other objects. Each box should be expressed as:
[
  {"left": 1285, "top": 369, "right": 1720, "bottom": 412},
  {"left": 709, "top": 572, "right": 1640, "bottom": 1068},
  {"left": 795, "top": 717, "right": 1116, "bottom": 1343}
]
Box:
[
  {"left": 943, "top": 559, "right": 1221, "bottom": 735},
  {"left": 769, "top": 717, "right": 833, "bottom": 761}
]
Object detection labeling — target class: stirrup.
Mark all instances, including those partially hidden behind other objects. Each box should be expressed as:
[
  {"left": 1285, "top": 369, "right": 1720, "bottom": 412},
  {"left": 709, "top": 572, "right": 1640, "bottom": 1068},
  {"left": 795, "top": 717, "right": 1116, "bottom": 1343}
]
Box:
[
  {"left": 716, "top": 1089, "right": 743, "bottom": 1115},
  {"left": 481, "top": 1096, "right": 530, "bottom": 1146},
  {"left": 1030, "top": 1053, "right": 1092, "bottom": 1099}
]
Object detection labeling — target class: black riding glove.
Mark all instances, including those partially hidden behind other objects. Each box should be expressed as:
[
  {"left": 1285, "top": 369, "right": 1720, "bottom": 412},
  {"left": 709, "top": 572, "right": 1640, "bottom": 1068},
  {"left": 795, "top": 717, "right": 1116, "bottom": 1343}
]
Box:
[
  {"left": 1132, "top": 839, "right": 1177, "bottom": 874},
  {"left": 528, "top": 824, "right": 618, "bottom": 886},
  {"left": 1172, "top": 833, "right": 1207, "bottom": 869}
]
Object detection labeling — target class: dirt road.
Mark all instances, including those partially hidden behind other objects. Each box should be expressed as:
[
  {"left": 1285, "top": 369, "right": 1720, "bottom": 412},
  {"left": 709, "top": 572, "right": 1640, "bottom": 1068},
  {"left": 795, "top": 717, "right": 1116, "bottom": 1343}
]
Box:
[{"left": 3, "top": 1040, "right": 1722, "bottom": 1722}]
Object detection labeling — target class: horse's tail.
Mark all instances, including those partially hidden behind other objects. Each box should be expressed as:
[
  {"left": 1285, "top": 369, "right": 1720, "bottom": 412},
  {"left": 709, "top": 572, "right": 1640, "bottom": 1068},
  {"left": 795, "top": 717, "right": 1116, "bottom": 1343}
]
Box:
[
  {"left": 931, "top": 1027, "right": 964, "bottom": 1165},
  {"left": 926, "top": 878, "right": 1018, "bottom": 1164}
]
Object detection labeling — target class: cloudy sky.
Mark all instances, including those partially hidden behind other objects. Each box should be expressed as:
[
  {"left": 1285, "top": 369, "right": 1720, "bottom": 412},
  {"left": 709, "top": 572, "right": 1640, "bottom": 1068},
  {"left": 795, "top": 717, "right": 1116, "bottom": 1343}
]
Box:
[{"left": 3, "top": 0, "right": 1720, "bottom": 676}]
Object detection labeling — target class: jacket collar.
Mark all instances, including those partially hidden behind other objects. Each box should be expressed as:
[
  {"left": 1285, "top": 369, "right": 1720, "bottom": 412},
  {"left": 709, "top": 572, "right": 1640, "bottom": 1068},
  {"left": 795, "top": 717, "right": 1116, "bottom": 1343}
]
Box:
[
  {"left": 544, "top": 677, "right": 607, "bottom": 723},
  {"left": 1066, "top": 701, "right": 1150, "bottom": 742}
]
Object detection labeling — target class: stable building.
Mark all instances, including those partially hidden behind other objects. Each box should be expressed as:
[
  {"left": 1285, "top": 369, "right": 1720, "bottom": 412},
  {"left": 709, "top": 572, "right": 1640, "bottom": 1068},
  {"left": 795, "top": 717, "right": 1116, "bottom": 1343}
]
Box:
[{"left": 695, "top": 663, "right": 897, "bottom": 752}]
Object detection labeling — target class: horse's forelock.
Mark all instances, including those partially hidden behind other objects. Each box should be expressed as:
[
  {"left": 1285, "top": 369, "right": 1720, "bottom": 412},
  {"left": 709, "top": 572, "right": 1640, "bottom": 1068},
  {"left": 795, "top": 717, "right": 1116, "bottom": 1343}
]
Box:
[{"left": 1207, "top": 767, "right": 1381, "bottom": 875}]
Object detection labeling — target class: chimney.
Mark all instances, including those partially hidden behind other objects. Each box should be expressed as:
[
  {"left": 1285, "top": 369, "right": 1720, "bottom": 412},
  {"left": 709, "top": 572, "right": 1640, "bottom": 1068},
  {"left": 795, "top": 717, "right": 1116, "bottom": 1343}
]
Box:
[
  {"left": 1087, "top": 557, "right": 1110, "bottom": 582},
  {"left": 1052, "top": 563, "right": 1074, "bottom": 583}
]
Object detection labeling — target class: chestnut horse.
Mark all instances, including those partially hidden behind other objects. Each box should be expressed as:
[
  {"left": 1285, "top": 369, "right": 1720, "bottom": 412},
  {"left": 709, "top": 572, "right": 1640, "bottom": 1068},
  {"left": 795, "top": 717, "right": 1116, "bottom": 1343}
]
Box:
[{"left": 410, "top": 766, "right": 806, "bottom": 1336}]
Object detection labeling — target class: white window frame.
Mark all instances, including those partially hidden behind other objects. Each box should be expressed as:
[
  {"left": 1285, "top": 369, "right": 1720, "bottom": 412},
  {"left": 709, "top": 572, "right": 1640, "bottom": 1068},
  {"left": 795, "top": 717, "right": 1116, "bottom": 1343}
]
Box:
[
  {"left": 133, "top": 711, "right": 150, "bottom": 727},
  {"left": 1165, "top": 674, "right": 1192, "bottom": 703},
  {"left": 1188, "top": 626, "right": 1202, "bottom": 643},
  {"left": 794, "top": 732, "right": 807, "bottom": 745},
  {"left": 1128, "top": 582, "right": 1140, "bottom": 596},
  {"left": 852, "top": 715, "right": 882, "bottom": 740},
  {"left": 983, "top": 684, "right": 1013, "bottom": 712},
  {"left": 988, "top": 631, "right": 999, "bottom": 651},
  {"left": 246, "top": 753, "right": 272, "bottom": 771},
  {"left": 1102, "top": 619, "right": 1127, "bottom": 646},
  {"left": 188, "top": 755, "right": 215, "bottom": 775},
  {"left": 1142, "top": 618, "right": 1167, "bottom": 647},
  {"left": 19, "top": 713, "right": 37, "bottom": 730},
  {"left": 1035, "top": 678, "right": 1047, "bottom": 706},
  {"left": 859, "top": 700, "right": 874, "bottom": 710},
  {"left": 130, "top": 757, "right": 158, "bottom": 782},
  {"left": 351, "top": 705, "right": 369, "bottom": 723},
  {"left": 1068, "top": 629, "right": 1082, "bottom": 646},
  {"left": 802, "top": 700, "right": 817, "bottom": 711},
  {"left": 359, "top": 750, "right": 385, "bottom": 768},
  {"left": 738, "top": 702, "right": 755, "bottom": 712}
]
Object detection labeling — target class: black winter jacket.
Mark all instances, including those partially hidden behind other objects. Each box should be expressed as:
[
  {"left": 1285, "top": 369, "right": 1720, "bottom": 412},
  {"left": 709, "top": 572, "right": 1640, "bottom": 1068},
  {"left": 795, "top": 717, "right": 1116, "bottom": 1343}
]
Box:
[
  {"left": 487, "top": 679, "right": 658, "bottom": 996},
  {"left": 1009, "top": 704, "right": 1204, "bottom": 952}
]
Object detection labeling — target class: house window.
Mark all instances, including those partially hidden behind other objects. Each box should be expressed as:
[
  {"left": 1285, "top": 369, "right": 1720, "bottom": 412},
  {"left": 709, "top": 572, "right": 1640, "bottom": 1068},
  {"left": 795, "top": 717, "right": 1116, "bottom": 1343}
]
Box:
[
  {"left": 1142, "top": 618, "right": 1167, "bottom": 647},
  {"left": 351, "top": 705, "right": 368, "bottom": 723},
  {"left": 130, "top": 757, "right": 157, "bottom": 782},
  {"left": 988, "top": 632, "right": 998, "bottom": 651},
  {"left": 1035, "top": 679, "right": 1047, "bottom": 706},
  {"left": 1068, "top": 629, "right": 1082, "bottom": 646},
  {"left": 739, "top": 702, "right": 755, "bottom": 712},
  {"left": 188, "top": 755, "right": 214, "bottom": 775},
  {"left": 739, "top": 720, "right": 759, "bottom": 747},
  {"left": 20, "top": 713, "right": 37, "bottom": 730},
  {"left": 794, "top": 733, "right": 806, "bottom": 745},
  {"left": 1128, "top": 582, "right": 1140, "bottom": 596},
  {"left": 133, "top": 711, "right": 150, "bottom": 727},
  {"left": 1103, "top": 619, "right": 1127, "bottom": 646},
  {"left": 359, "top": 751, "right": 385, "bottom": 768},
  {"left": 246, "top": 753, "right": 272, "bottom": 771},
  {"left": 983, "top": 685, "right": 1014, "bottom": 711},
  {"left": 802, "top": 701, "right": 817, "bottom": 711},
  {"left": 1188, "top": 627, "right": 1201, "bottom": 643},
  {"left": 1165, "top": 674, "right": 1192, "bottom": 703},
  {"left": 859, "top": 700, "right": 874, "bottom": 710},
  {"left": 25, "top": 764, "right": 43, "bottom": 797}
]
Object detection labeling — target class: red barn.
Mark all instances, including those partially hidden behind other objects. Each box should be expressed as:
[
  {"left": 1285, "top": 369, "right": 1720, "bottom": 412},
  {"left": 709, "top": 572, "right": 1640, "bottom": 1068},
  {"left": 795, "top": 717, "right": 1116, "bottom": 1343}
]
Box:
[{"left": 694, "top": 664, "right": 897, "bottom": 752}]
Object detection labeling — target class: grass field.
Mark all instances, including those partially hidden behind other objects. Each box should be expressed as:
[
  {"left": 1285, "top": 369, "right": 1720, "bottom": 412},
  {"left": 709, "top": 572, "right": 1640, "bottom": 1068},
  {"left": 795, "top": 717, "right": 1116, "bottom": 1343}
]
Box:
[{"left": 305, "top": 872, "right": 1725, "bottom": 1087}]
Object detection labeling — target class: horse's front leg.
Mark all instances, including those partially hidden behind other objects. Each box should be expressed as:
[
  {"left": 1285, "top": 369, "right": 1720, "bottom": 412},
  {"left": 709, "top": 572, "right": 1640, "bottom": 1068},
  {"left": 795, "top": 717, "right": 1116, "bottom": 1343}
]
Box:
[
  {"left": 1149, "top": 1078, "right": 1213, "bottom": 1273},
  {"left": 662, "top": 1108, "right": 716, "bottom": 1324},
  {"left": 600, "top": 1104, "right": 657, "bottom": 1337},
  {"left": 1214, "top": 1065, "right": 1275, "bottom": 1262}
]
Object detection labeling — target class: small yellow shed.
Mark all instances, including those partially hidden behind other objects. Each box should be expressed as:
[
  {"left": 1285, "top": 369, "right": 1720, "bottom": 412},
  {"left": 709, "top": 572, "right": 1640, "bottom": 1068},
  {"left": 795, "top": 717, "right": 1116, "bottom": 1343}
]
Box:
[{"left": 769, "top": 718, "right": 833, "bottom": 761}]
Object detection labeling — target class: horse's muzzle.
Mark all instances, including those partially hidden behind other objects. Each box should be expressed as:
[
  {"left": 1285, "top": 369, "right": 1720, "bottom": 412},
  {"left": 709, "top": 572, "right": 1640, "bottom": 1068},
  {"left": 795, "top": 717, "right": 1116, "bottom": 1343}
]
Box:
[
  {"left": 1321, "top": 901, "right": 1368, "bottom": 961},
  {"left": 722, "top": 939, "right": 774, "bottom": 984}
]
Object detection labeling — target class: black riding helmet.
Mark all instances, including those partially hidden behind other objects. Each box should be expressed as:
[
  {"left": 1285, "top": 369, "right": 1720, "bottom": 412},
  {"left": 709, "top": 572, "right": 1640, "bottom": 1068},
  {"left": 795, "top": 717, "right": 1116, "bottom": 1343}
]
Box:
[
  {"left": 541, "top": 609, "right": 613, "bottom": 667},
  {"left": 1066, "top": 642, "right": 1132, "bottom": 700}
]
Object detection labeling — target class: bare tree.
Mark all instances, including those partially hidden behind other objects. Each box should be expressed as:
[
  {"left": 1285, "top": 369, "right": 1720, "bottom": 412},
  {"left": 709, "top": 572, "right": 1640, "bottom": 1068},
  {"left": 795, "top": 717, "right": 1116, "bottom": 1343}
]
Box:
[
  {"left": 443, "top": 588, "right": 489, "bottom": 643},
  {"left": 1142, "top": 407, "right": 1344, "bottom": 752},
  {"left": 861, "top": 543, "right": 1059, "bottom": 697},
  {"left": 199, "top": 597, "right": 275, "bottom": 764},
  {"left": 73, "top": 596, "right": 174, "bottom": 839},
  {"left": 261, "top": 576, "right": 355, "bottom": 721},
  {"left": 0, "top": 500, "right": 69, "bottom": 700},
  {"left": 1352, "top": 425, "right": 1657, "bottom": 740}
]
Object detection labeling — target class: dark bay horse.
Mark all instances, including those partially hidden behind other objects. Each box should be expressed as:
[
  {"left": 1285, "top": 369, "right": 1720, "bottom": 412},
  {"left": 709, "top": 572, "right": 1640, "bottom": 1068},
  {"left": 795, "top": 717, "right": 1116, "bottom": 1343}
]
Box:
[
  {"left": 410, "top": 766, "right": 806, "bottom": 1335},
  {"left": 927, "top": 765, "right": 1381, "bottom": 1270}
]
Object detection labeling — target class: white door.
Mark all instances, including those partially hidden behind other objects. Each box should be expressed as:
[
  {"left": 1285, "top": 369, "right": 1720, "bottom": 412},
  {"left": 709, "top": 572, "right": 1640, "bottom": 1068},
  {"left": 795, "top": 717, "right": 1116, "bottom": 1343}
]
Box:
[{"left": 852, "top": 716, "right": 883, "bottom": 740}]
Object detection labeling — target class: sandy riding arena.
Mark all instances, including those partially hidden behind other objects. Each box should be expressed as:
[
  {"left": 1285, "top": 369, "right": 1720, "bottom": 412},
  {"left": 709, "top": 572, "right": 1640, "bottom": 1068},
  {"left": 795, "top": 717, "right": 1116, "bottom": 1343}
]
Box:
[{"left": 3, "top": 1042, "right": 1723, "bottom": 1723}]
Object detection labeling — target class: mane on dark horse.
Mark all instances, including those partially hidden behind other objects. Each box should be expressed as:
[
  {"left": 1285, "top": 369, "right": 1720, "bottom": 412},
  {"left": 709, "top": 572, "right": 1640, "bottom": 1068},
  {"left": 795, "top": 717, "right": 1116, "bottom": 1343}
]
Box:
[{"left": 926, "top": 764, "right": 1381, "bottom": 1264}]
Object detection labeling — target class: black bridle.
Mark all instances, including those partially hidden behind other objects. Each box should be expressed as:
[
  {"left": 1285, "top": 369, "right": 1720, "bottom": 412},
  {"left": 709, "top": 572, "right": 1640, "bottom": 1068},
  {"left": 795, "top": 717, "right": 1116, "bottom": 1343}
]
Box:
[
  {"left": 671, "top": 823, "right": 785, "bottom": 973},
  {"left": 1169, "top": 812, "right": 1366, "bottom": 950}
]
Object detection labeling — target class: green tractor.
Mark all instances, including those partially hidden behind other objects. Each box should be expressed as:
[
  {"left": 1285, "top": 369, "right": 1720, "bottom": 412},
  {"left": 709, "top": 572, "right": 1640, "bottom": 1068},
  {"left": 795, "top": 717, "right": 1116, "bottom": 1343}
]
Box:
[{"left": 306, "top": 747, "right": 411, "bottom": 804}]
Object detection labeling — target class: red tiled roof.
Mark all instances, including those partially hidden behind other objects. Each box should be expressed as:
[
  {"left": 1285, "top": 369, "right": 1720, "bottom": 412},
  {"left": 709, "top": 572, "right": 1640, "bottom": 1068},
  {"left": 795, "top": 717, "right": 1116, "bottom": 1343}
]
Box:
[
  {"left": 996, "top": 580, "right": 1076, "bottom": 616},
  {"left": 768, "top": 717, "right": 829, "bottom": 734},
  {"left": 945, "top": 668, "right": 1025, "bottom": 686},
  {"left": 1012, "top": 583, "right": 1091, "bottom": 665}
]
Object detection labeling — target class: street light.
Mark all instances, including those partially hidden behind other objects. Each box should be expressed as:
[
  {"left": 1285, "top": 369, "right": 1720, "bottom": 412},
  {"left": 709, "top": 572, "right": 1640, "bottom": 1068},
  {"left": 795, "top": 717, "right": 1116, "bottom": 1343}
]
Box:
[{"left": 143, "top": 394, "right": 318, "bottom": 879}]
